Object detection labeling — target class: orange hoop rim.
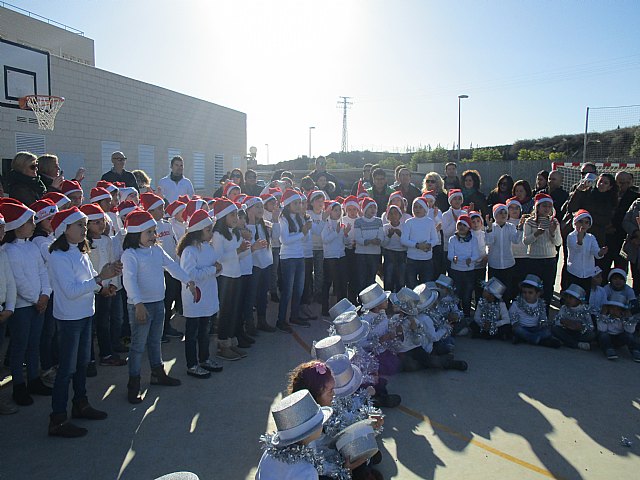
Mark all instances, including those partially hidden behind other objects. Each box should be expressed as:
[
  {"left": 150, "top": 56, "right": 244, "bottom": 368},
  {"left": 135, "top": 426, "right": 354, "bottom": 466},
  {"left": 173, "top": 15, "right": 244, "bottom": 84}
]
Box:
[{"left": 18, "top": 95, "right": 65, "bottom": 110}]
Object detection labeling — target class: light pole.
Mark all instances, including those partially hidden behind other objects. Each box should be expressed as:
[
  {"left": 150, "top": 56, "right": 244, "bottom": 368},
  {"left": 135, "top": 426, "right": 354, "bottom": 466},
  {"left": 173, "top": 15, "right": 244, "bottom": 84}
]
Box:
[
  {"left": 309, "top": 126, "right": 316, "bottom": 159},
  {"left": 457, "top": 94, "right": 469, "bottom": 162},
  {"left": 265, "top": 143, "right": 269, "bottom": 164}
]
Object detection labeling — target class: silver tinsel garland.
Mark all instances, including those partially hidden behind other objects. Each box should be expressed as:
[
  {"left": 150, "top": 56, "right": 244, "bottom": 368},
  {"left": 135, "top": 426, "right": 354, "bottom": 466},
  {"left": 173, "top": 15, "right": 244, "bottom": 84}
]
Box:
[
  {"left": 259, "top": 434, "right": 352, "bottom": 479},
  {"left": 389, "top": 313, "right": 428, "bottom": 349},
  {"left": 476, "top": 298, "right": 501, "bottom": 335},
  {"left": 323, "top": 388, "right": 384, "bottom": 440},
  {"left": 554, "top": 305, "right": 594, "bottom": 334},
  {"left": 327, "top": 323, "right": 381, "bottom": 385},
  {"left": 511, "top": 297, "right": 547, "bottom": 326},
  {"left": 597, "top": 313, "right": 639, "bottom": 329}
]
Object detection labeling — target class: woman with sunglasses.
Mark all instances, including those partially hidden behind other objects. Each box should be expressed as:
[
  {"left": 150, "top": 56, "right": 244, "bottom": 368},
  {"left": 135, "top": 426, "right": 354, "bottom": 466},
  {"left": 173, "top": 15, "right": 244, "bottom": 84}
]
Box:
[
  {"left": 421, "top": 172, "right": 449, "bottom": 213},
  {"left": 6, "top": 152, "right": 47, "bottom": 206}
]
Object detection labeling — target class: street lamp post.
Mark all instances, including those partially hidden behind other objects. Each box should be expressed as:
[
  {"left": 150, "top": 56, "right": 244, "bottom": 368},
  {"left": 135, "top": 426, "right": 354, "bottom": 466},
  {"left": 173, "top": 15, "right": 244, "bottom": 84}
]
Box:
[
  {"left": 457, "top": 94, "right": 469, "bottom": 162},
  {"left": 309, "top": 126, "right": 316, "bottom": 159},
  {"left": 265, "top": 143, "right": 269, "bottom": 164}
]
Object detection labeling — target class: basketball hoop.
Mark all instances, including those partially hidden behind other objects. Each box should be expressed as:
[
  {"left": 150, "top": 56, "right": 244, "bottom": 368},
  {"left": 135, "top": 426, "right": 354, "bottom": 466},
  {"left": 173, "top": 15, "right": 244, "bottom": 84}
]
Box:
[{"left": 18, "top": 95, "right": 65, "bottom": 131}]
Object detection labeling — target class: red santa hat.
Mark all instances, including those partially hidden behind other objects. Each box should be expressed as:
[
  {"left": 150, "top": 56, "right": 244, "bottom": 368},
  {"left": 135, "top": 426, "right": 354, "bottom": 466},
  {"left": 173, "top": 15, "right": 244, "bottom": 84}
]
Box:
[
  {"left": 356, "top": 180, "right": 368, "bottom": 199},
  {"left": 572, "top": 209, "right": 592, "bottom": 226},
  {"left": 79, "top": 203, "right": 105, "bottom": 221},
  {"left": 187, "top": 209, "right": 213, "bottom": 233},
  {"left": 268, "top": 187, "right": 283, "bottom": 199},
  {"left": 140, "top": 192, "right": 164, "bottom": 212},
  {"left": 492, "top": 203, "right": 508, "bottom": 216},
  {"left": 281, "top": 188, "right": 302, "bottom": 207},
  {"left": 343, "top": 195, "right": 360, "bottom": 210},
  {"left": 534, "top": 193, "right": 553, "bottom": 206},
  {"left": 42, "top": 192, "right": 71, "bottom": 209},
  {"left": 324, "top": 200, "right": 341, "bottom": 212},
  {"left": 506, "top": 197, "right": 521, "bottom": 209},
  {"left": 90, "top": 187, "right": 112, "bottom": 204},
  {"left": 334, "top": 196, "right": 345, "bottom": 204},
  {"left": 223, "top": 182, "right": 241, "bottom": 198},
  {"left": 96, "top": 180, "right": 118, "bottom": 193},
  {"left": 30, "top": 199, "right": 58, "bottom": 224},
  {"left": 412, "top": 196, "right": 428, "bottom": 213},
  {"left": 113, "top": 182, "right": 126, "bottom": 189},
  {"left": 119, "top": 187, "right": 138, "bottom": 202},
  {"left": 124, "top": 209, "right": 156, "bottom": 233},
  {"left": 213, "top": 197, "right": 238, "bottom": 220},
  {"left": 308, "top": 190, "right": 327, "bottom": 203},
  {"left": 0, "top": 202, "right": 35, "bottom": 231},
  {"left": 456, "top": 214, "right": 471, "bottom": 229},
  {"left": 360, "top": 197, "right": 377, "bottom": 214},
  {"left": 243, "top": 196, "right": 263, "bottom": 210},
  {"left": 177, "top": 195, "right": 191, "bottom": 204},
  {"left": 260, "top": 193, "right": 276, "bottom": 205},
  {"left": 51, "top": 207, "right": 86, "bottom": 239},
  {"left": 235, "top": 193, "right": 248, "bottom": 205},
  {"left": 0, "top": 198, "right": 24, "bottom": 207},
  {"left": 388, "top": 191, "right": 404, "bottom": 204},
  {"left": 469, "top": 210, "right": 482, "bottom": 219},
  {"left": 423, "top": 190, "right": 436, "bottom": 202},
  {"left": 166, "top": 200, "right": 186, "bottom": 219},
  {"left": 61, "top": 180, "right": 82, "bottom": 196},
  {"left": 386, "top": 204, "right": 403, "bottom": 217},
  {"left": 448, "top": 189, "right": 463, "bottom": 204},
  {"left": 116, "top": 200, "right": 137, "bottom": 218},
  {"left": 185, "top": 199, "right": 206, "bottom": 220}
]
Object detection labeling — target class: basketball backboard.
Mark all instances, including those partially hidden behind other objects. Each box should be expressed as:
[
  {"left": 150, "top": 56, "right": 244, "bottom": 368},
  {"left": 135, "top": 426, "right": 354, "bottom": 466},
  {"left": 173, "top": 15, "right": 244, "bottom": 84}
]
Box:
[{"left": 0, "top": 39, "right": 51, "bottom": 109}]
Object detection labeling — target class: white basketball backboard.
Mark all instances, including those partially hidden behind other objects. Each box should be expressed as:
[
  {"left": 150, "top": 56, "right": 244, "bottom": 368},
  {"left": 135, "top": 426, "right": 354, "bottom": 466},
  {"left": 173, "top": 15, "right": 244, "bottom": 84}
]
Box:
[{"left": 1, "top": 39, "right": 51, "bottom": 108}]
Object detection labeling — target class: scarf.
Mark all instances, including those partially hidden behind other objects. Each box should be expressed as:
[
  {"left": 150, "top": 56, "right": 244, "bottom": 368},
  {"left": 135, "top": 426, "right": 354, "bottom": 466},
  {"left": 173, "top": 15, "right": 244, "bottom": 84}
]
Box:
[
  {"left": 462, "top": 187, "right": 476, "bottom": 198},
  {"left": 170, "top": 173, "right": 183, "bottom": 183}
]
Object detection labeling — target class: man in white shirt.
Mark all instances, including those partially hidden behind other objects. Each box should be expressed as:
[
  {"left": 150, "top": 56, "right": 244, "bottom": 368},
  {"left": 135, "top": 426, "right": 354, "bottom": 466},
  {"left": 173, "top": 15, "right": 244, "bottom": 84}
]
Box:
[{"left": 157, "top": 156, "right": 195, "bottom": 203}]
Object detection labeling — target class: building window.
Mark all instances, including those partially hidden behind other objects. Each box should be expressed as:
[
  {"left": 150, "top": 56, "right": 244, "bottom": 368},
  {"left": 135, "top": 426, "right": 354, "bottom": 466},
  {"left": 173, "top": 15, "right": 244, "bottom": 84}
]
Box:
[
  {"left": 16, "top": 132, "right": 46, "bottom": 156},
  {"left": 138, "top": 145, "right": 155, "bottom": 185},
  {"left": 214, "top": 154, "right": 224, "bottom": 183},
  {"left": 193, "top": 152, "right": 205, "bottom": 190}
]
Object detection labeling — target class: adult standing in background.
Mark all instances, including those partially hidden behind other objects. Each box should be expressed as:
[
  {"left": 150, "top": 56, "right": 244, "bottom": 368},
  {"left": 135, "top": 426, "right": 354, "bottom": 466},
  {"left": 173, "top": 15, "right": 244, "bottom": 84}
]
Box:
[
  {"left": 213, "top": 168, "right": 243, "bottom": 197},
  {"left": 157, "top": 156, "right": 194, "bottom": 203},
  {"left": 101, "top": 152, "right": 139, "bottom": 191},
  {"left": 486, "top": 174, "right": 514, "bottom": 210},
  {"left": 366, "top": 167, "right": 394, "bottom": 213},
  {"left": 543, "top": 170, "right": 569, "bottom": 219},
  {"left": 309, "top": 156, "right": 339, "bottom": 188},
  {"left": 605, "top": 171, "right": 638, "bottom": 272},
  {"left": 6, "top": 151, "right": 46, "bottom": 206},
  {"left": 242, "top": 169, "right": 262, "bottom": 196},
  {"left": 422, "top": 172, "right": 449, "bottom": 213},
  {"left": 351, "top": 163, "right": 373, "bottom": 195},
  {"left": 37, "top": 154, "right": 85, "bottom": 193},
  {"left": 461, "top": 169, "right": 488, "bottom": 217},
  {"left": 512, "top": 180, "right": 534, "bottom": 215},
  {"left": 443, "top": 162, "right": 461, "bottom": 190},
  {"left": 394, "top": 166, "right": 421, "bottom": 214},
  {"left": 533, "top": 170, "right": 549, "bottom": 194},
  {"left": 569, "top": 162, "right": 598, "bottom": 193}
]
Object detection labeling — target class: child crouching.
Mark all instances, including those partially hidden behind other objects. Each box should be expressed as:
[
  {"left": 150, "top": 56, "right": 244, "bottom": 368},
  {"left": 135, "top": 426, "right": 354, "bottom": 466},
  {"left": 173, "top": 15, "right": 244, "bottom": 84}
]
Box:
[{"left": 551, "top": 284, "right": 596, "bottom": 350}]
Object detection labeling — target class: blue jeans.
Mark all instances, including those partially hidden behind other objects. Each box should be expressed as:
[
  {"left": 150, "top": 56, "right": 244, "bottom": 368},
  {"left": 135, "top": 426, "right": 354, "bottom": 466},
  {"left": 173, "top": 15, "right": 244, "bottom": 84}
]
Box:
[
  {"left": 40, "top": 294, "right": 58, "bottom": 370},
  {"left": 406, "top": 258, "right": 434, "bottom": 288},
  {"left": 433, "top": 336, "right": 456, "bottom": 355},
  {"left": 312, "top": 250, "right": 324, "bottom": 300},
  {"left": 513, "top": 324, "right": 552, "bottom": 345},
  {"left": 8, "top": 306, "right": 43, "bottom": 384},
  {"left": 52, "top": 317, "right": 92, "bottom": 414},
  {"left": 110, "top": 289, "right": 124, "bottom": 348},
  {"left": 279, "top": 258, "right": 305, "bottom": 323},
  {"left": 598, "top": 331, "right": 640, "bottom": 354},
  {"left": 356, "top": 253, "right": 380, "bottom": 295},
  {"left": 383, "top": 249, "right": 407, "bottom": 293},
  {"left": 184, "top": 316, "right": 211, "bottom": 368},
  {"left": 247, "top": 265, "right": 271, "bottom": 318},
  {"left": 270, "top": 247, "right": 280, "bottom": 293},
  {"left": 127, "top": 301, "right": 165, "bottom": 376}
]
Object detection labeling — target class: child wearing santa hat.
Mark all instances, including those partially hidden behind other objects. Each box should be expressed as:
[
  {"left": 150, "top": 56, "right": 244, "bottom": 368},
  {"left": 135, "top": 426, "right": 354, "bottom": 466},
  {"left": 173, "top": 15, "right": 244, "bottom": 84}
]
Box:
[
  {"left": 342, "top": 195, "right": 361, "bottom": 303},
  {"left": 485, "top": 203, "right": 522, "bottom": 304},
  {"left": 261, "top": 189, "right": 281, "bottom": 303},
  {"left": 447, "top": 214, "right": 481, "bottom": 320},
  {"left": 401, "top": 196, "right": 439, "bottom": 288},
  {"left": 121, "top": 210, "right": 197, "bottom": 402},
  {"left": 320, "top": 200, "right": 349, "bottom": 316},
  {"left": 506, "top": 196, "right": 528, "bottom": 288},
  {"left": 382, "top": 204, "right": 407, "bottom": 294},
  {"left": 47, "top": 207, "right": 122, "bottom": 437},
  {"left": 0, "top": 213, "right": 17, "bottom": 414},
  {"left": 354, "top": 197, "right": 385, "bottom": 295},
  {"left": 442, "top": 189, "right": 465, "bottom": 274}
]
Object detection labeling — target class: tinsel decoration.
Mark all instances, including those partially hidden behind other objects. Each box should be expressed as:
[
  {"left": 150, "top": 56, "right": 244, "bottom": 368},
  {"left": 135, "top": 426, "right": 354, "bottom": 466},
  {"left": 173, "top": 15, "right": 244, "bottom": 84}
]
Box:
[
  {"left": 323, "top": 388, "right": 384, "bottom": 440},
  {"left": 259, "top": 434, "right": 351, "bottom": 479},
  {"left": 351, "top": 348, "right": 379, "bottom": 386},
  {"left": 476, "top": 298, "right": 501, "bottom": 336},
  {"left": 554, "top": 305, "right": 594, "bottom": 334},
  {"left": 511, "top": 297, "right": 547, "bottom": 326},
  {"left": 388, "top": 313, "right": 427, "bottom": 350},
  {"left": 597, "top": 313, "right": 639, "bottom": 330}
]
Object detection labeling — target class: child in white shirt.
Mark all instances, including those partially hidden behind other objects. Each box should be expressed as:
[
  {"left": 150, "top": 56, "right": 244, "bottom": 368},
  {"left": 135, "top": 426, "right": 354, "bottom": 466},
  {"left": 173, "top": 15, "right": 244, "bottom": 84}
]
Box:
[
  {"left": 564, "top": 209, "right": 607, "bottom": 295},
  {"left": 382, "top": 205, "right": 407, "bottom": 293},
  {"left": 354, "top": 197, "right": 384, "bottom": 295}
]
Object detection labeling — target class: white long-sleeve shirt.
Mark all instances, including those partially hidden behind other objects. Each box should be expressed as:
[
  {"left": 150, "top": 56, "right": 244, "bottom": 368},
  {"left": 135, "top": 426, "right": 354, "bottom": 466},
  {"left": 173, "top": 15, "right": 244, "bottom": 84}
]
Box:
[
  {"left": 508, "top": 218, "right": 528, "bottom": 258},
  {"left": 0, "top": 248, "right": 17, "bottom": 313},
  {"left": 342, "top": 215, "right": 358, "bottom": 250},
  {"left": 32, "top": 234, "right": 54, "bottom": 264},
  {"left": 212, "top": 231, "right": 242, "bottom": 278},
  {"left": 509, "top": 298, "right": 547, "bottom": 327},
  {"left": 473, "top": 299, "right": 510, "bottom": 327},
  {"left": 122, "top": 245, "right": 190, "bottom": 305},
  {"left": 156, "top": 219, "right": 178, "bottom": 262},
  {"left": 597, "top": 314, "right": 637, "bottom": 335},
  {"left": 382, "top": 222, "right": 406, "bottom": 252},
  {"left": 247, "top": 223, "right": 274, "bottom": 269},
  {"left": 309, "top": 210, "right": 325, "bottom": 251},
  {"left": 263, "top": 210, "right": 280, "bottom": 248},
  {"left": 442, "top": 208, "right": 464, "bottom": 252},
  {"left": 48, "top": 245, "right": 100, "bottom": 320},
  {"left": 321, "top": 219, "right": 347, "bottom": 259},
  {"left": 401, "top": 215, "right": 438, "bottom": 260},
  {"left": 566, "top": 230, "right": 603, "bottom": 278},
  {"left": 415, "top": 312, "right": 449, "bottom": 352},
  {"left": 157, "top": 175, "right": 195, "bottom": 203},
  {"left": 447, "top": 234, "right": 481, "bottom": 272},
  {"left": 279, "top": 216, "right": 306, "bottom": 259},
  {"left": 180, "top": 243, "right": 220, "bottom": 317},
  {"left": 88, "top": 236, "right": 116, "bottom": 288},
  {"left": 170, "top": 217, "right": 186, "bottom": 243},
  {"left": 485, "top": 222, "right": 521, "bottom": 270},
  {"left": 426, "top": 208, "right": 443, "bottom": 246},
  {"left": 5, "top": 238, "right": 51, "bottom": 308}
]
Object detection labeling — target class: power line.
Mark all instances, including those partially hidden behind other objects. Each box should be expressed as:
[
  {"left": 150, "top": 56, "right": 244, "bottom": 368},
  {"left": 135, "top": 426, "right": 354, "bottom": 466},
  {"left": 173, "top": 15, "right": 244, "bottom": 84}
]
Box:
[{"left": 337, "top": 96, "right": 353, "bottom": 152}]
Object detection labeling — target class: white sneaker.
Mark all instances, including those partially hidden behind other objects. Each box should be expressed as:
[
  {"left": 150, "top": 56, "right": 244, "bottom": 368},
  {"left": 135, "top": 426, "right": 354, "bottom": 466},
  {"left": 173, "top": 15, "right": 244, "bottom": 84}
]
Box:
[
  {"left": 187, "top": 365, "right": 211, "bottom": 378},
  {"left": 578, "top": 342, "right": 591, "bottom": 351},
  {"left": 200, "top": 358, "right": 223, "bottom": 373},
  {"left": 457, "top": 327, "right": 470, "bottom": 337},
  {"left": 41, "top": 366, "right": 58, "bottom": 388}
]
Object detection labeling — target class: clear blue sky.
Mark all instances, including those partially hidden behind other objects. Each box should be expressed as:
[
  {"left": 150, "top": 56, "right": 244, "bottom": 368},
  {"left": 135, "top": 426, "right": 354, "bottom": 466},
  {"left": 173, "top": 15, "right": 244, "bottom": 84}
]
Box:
[{"left": 10, "top": 0, "right": 640, "bottom": 163}]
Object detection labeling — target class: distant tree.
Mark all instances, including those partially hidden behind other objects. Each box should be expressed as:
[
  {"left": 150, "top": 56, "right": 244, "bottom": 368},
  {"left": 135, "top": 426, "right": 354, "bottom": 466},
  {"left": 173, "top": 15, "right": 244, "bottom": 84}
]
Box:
[
  {"left": 472, "top": 148, "right": 502, "bottom": 162},
  {"left": 549, "top": 151, "right": 568, "bottom": 162},
  {"left": 517, "top": 149, "right": 548, "bottom": 161},
  {"left": 379, "top": 156, "right": 403, "bottom": 169},
  {"left": 409, "top": 145, "right": 449, "bottom": 170},
  {"left": 630, "top": 128, "right": 640, "bottom": 158}
]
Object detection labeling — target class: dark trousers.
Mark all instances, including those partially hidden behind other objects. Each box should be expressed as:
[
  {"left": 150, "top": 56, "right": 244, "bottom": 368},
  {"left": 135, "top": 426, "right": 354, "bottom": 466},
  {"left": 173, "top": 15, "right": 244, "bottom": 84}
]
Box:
[
  {"left": 551, "top": 325, "right": 595, "bottom": 348},
  {"left": 184, "top": 316, "right": 211, "bottom": 367},
  {"left": 322, "top": 257, "right": 347, "bottom": 314},
  {"left": 598, "top": 331, "right": 640, "bottom": 354},
  {"left": 40, "top": 294, "right": 58, "bottom": 370},
  {"left": 302, "top": 257, "right": 314, "bottom": 304},
  {"left": 8, "top": 306, "right": 43, "bottom": 384},
  {"left": 405, "top": 258, "right": 434, "bottom": 289},
  {"left": 470, "top": 322, "right": 512, "bottom": 340},
  {"left": 356, "top": 253, "right": 380, "bottom": 295},
  {"left": 94, "top": 294, "right": 113, "bottom": 359},
  {"left": 217, "top": 275, "right": 242, "bottom": 340},
  {"left": 240, "top": 274, "right": 253, "bottom": 327},
  {"left": 383, "top": 249, "right": 407, "bottom": 293},
  {"left": 449, "top": 269, "right": 475, "bottom": 317},
  {"left": 345, "top": 248, "right": 358, "bottom": 304},
  {"left": 488, "top": 265, "right": 516, "bottom": 304},
  {"left": 247, "top": 265, "right": 271, "bottom": 318},
  {"left": 432, "top": 244, "right": 445, "bottom": 278},
  {"left": 527, "top": 257, "right": 558, "bottom": 312},
  {"left": 473, "top": 267, "right": 487, "bottom": 305},
  {"left": 164, "top": 272, "right": 183, "bottom": 328},
  {"left": 513, "top": 258, "right": 528, "bottom": 289}
]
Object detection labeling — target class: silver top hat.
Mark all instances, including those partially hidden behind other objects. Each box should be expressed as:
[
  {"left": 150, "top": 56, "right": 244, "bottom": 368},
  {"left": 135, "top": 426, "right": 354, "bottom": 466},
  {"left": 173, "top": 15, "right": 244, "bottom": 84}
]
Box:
[
  {"left": 425, "top": 281, "right": 438, "bottom": 291},
  {"left": 325, "top": 354, "right": 363, "bottom": 398},
  {"left": 435, "top": 274, "right": 455, "bottom": 290},
  {"left": 561, "top": 284, "right": 586, "bottom": 302},
  {"left": 483, "top": 277, "right": 507, "bottom": 300},
  {"left": 413, "top": 283, "right": 439, "bottom": 310},
  {"left": 335, "top": 420, "right": 379, "bottom": 464},
  {"left": 270, "top": 389, "right": 333, "bottom": 446},
  {"left": 311, "top": 336, "right": 355, "bottom": 362},
  {"left": 359, "top": 283, "right": 390, "bottom": 311},
  {"left": 389, "top": 287, "right": 420, "bottom": 315},
  {"left": 333, "top": 311, "right": 370, "bottom": 344},
  {"left": 329, "top": 298, "right": 358, "bottom": 321},
  {"left": 605, "top": 292, "right": 628, "bottom": 309},
  {"left": 520, "top": 274, "right": 543, "bottom": 290}
]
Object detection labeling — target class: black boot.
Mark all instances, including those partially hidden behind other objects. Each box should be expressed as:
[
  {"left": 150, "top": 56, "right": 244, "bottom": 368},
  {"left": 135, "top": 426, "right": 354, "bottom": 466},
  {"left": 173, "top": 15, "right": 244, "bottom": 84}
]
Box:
[
  {"left": 150, "top": 366, "right": 181, "bottom": 386},
  {"left": 48, "top": 413, "right": 87, "bottom": 438},
  {"left": 12, "top": 383, "right": 33, "bottom": 406},
  {"left": 127, "top": 376, "right": 143, "bottom": 404},
  {"left": 28, "top": 377, "right": 53, "bottom": 396},
  {"left": 257, "top": 315, "right": 276, "bottom": 333},
  {"left": 71, "top": 398, "right": 107, "bottom": 420}
]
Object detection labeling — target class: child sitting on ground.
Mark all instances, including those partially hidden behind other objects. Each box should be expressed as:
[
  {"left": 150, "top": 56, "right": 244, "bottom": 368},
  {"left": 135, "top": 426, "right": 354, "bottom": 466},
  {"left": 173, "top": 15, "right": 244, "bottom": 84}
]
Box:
[
  {"left": 589, "top": 267, "right": 607, "bottom": 319},
  {"left": 433, "top": 274, "right": 463, "bottom": 346},
  {"left": 509, "top": 274, "right": 562, "bottom": 348},
  {"left": 604, "top": 267, "right": 636, "bottom": 306},
  {"left": 597, "top": 293, "right": 640, "bottom": 362},
  {"left": 551, "top": 284, "right": 596, "bottom": 350},
  {"left": 470, "top": 278, "right": 511, "bottom": 340}
]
